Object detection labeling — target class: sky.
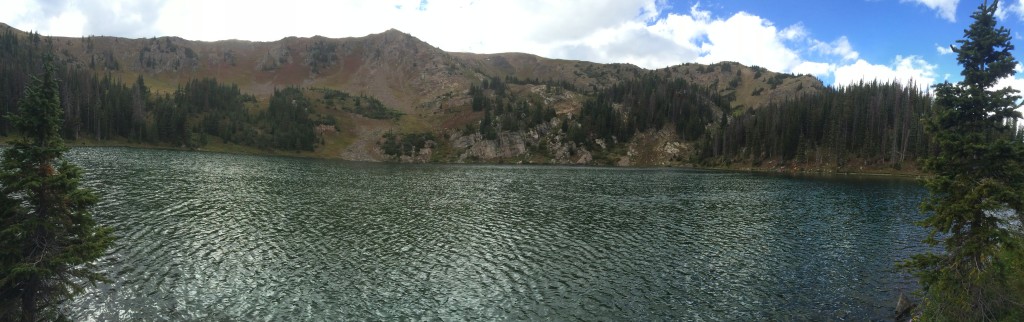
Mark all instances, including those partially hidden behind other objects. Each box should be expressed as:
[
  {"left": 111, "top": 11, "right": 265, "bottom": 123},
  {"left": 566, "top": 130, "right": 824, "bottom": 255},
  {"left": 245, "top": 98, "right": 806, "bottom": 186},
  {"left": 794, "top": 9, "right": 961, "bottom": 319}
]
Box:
[{"left": 4, "top": 0, "right": 1024, "bottom": 92}]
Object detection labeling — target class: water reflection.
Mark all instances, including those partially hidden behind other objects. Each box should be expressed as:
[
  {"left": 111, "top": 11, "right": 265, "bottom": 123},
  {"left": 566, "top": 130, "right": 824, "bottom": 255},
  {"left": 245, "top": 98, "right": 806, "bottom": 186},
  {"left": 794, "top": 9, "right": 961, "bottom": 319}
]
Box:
[{"left": 67, "top": 148, "right": 929, "bottom": 320}]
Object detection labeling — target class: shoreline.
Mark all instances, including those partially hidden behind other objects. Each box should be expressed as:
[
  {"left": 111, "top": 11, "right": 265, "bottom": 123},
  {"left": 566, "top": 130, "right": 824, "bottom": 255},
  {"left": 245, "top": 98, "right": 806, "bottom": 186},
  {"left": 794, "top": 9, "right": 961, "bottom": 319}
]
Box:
[
  {"left": 702, "top": 164, "right": 928, "bottom": 179},
  {"left": 56, "top": 141, "right": 928, "bottom": 179}
]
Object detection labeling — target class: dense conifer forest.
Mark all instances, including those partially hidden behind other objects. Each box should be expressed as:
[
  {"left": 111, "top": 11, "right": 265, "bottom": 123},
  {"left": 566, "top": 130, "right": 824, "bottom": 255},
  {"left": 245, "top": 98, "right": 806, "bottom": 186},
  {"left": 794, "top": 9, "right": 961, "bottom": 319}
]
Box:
[
  {"left": 567, "top": 74, "right": 943, "bottom": 169},
  {"left": 698, "top": 81, "right": 937, "bottom": 169}
]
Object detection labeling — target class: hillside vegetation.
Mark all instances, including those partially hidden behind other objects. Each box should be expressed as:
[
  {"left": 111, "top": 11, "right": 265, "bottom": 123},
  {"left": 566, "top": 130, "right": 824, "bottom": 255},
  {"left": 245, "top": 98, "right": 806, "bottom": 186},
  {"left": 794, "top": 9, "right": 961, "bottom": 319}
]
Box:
[{"left": 4, "top": 23, "right": 1021, "bottom": 170}]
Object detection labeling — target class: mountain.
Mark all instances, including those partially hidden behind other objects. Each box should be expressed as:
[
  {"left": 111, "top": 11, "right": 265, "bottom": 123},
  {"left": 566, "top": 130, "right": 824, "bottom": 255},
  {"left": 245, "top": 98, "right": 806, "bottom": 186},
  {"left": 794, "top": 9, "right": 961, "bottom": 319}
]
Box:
[
  {"left": 2, "top": 22, "right": 937, "bottom": 171},
  {"left": 3, "top": 23, "right": 819, "bottom": 106}
]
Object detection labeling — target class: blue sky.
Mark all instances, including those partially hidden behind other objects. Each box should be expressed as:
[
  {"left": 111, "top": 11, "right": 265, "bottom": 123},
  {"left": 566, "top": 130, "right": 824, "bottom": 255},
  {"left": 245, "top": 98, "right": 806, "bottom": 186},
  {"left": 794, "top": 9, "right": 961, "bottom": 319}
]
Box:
[
  {"left": 3, "top": 0, "right": 1024, "bottom": 90},
  {"left": 684, "top": 0, "right": 1022, "bottom": 87}
]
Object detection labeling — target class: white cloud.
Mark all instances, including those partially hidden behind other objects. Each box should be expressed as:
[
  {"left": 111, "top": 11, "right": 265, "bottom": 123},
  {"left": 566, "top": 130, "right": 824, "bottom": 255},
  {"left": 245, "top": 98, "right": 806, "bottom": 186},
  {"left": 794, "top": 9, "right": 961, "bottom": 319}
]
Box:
[
  {"left": 148, "top": 0, "right": 667, "bottom": 59},
  {"left": 1, "top": 0, "right": 55, "bottom": 35},
  {"left": 1003, "top": 0, "right": 1024, "bottom": 20},
  {"left": 792, "top": 61, "right": 835, "bottom": 78},
  {"left": 46, "top": 9, "right": 86, "bottom": 37},
  {"left": 994, "top": 75, "right": 1024, "bottom": 93},
  {"left": 2, "top": 0, "right": 166, "bottom": 38},
  {"left": 901, "top": 0, "right": 960, "bottom": 22},
  {"left": 810, "top": 36, "right": 859, "bottom": 62},
  {"left": 995, "top": 2, "right": 1009, "bottom": 19},
  {"left": 691, "top": 11, "right": 803, "bottom": 72},
  {"left": 0, "top": 0, "right": 949, "bottom": 89},
  {"left": 779, "top": 23, "right": 808, "bottom": 41},
  {"left": 994, "top": 64, "right": 1024, "bottom": 98},
  {"left": 993, "top": 74, "right": 1024, "bottom": 117},
  {"left": 833, "top": 55, "right": 937, "bottom": 88},
  {"left": 936, "top": 45, "right": 954, "bottom": 55}
]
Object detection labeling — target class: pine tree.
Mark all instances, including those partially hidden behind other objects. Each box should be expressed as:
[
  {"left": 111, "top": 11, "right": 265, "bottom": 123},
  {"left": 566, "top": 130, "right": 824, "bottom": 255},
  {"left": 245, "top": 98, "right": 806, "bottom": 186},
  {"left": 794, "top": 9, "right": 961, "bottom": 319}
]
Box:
[
  {"left": 0, "top": 59, "right": 114, "bottom": 321},
  {"left": 905, "top": 1, "right": 1024, "bottom": 319}
]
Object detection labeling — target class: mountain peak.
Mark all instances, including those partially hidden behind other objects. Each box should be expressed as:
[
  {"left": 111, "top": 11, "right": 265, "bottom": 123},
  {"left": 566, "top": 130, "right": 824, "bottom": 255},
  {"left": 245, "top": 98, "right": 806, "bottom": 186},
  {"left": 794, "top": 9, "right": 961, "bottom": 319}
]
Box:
[{"left": 367, "top": 28, "right": 424, "bottom": 44}]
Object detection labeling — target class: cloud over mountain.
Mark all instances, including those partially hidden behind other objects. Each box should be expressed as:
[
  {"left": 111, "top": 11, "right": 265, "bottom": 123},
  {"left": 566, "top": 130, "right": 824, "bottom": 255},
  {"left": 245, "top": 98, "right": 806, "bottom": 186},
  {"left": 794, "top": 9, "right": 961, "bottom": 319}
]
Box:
[{"left": 0, "top": 0, "right": 953, "bottom": 88}]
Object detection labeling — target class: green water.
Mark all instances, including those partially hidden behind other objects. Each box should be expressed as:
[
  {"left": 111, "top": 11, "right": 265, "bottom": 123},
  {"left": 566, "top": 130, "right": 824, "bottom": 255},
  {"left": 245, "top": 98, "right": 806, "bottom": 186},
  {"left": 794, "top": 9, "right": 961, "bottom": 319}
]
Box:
[{"left": 65, "top": 147, "right": 929, "bottom": 320}]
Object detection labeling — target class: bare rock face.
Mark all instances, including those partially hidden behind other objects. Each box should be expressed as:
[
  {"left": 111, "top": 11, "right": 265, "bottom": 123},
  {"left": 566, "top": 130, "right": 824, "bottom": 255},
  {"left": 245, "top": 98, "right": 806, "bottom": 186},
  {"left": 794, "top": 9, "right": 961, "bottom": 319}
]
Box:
[
  {"left": 398, "top": 141, "right": 435, "bottom": 163},
  {"left": 132, "top": 37, "right": 202, "bottom": 73},
  {"left": 258, "top": 44, "right": 292, "bottom": 71},
  {"left": 498, "top": 133, "right": 529, "bottom": 158},
  {"left": 894, "top": 292, "right": 917, "bottom": 322},
  {"left": 616, "top": 156, "right": 631, "bottom": 167},
  {"left": 454, "top": 132, "right": 529, "bottom": 161},
  {"left": 546, "top": 139, "right": 590, "bottom": 164},
  {"left": 575, "top": 148, "right": 593, "bottom": 164},
  {"left": 618, "top": 128, "right": 691, "bottom": 166},
  {"left": 450, "top": 132, "right": 477, "bottom": 150},
  {"left": 662, "top": 141, "right": 688, "bottom": 158},
  {"left": 446, "top": 126, "right": 603, "bottom": 165}
]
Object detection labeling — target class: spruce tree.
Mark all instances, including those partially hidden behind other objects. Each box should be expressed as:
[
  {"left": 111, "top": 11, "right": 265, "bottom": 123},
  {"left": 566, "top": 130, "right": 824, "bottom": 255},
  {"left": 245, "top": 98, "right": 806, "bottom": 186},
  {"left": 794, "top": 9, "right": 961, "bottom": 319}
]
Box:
[
  {"left": 906, "top": 0, "right": 1024, "bottom": 319},
  {"left": 0, "top": 60, "right": 114, "bottom": 321}
]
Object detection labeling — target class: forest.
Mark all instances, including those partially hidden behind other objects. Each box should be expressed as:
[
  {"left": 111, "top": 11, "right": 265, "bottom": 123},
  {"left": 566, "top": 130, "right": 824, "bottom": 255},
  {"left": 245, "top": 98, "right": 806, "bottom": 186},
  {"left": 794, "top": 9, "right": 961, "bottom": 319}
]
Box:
[
  {"left": 454, "top": 69, "right": 965, "bottom": 170},
  {"left": 1, "top": 29, "right": 335, "bottom": 152},
  {"left": 698, "top": 81, "right": 938, "bottom": 169},
  {"left": 573, "top": 73, "right": 726, "bottom": 145}
]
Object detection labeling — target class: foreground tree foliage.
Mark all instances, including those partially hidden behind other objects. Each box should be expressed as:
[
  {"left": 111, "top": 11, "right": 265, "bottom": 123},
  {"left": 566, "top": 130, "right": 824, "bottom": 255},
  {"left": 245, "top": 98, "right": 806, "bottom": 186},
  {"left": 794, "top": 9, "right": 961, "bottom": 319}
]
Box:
[
  {"left": 0, "top": 60, "right": 114, "bottom": 321},
  {"left": 904, "top": 1, "right": 1024, "bottom": 320}
]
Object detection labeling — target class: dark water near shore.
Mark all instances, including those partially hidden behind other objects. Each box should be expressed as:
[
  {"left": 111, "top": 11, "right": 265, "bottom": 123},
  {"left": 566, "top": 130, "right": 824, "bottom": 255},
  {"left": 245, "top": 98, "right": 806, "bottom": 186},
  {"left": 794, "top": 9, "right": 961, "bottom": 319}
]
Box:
[{"left": 65, "top": 147, "right": 929, "bottom": 320}]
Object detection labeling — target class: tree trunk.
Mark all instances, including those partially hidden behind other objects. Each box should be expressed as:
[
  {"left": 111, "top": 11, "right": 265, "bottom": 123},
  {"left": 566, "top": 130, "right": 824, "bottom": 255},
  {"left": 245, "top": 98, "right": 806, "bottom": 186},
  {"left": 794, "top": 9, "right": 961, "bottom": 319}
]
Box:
[{"left": 21, "top": 277, "right": 37, "bottom": 322}]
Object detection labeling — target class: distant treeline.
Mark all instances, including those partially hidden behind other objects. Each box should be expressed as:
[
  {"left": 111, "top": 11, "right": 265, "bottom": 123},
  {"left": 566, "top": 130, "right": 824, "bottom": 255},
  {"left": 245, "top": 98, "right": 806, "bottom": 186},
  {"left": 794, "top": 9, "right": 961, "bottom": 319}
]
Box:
[
  {"left": 699, "top": 81, "right": 938, "bottom": 168},
  {"left": 1, "top": 29, "right": 335, "bottom": 151},
  {"left": 458, "top": 68, "right": 1015, "bottom": 169},
  {"left": 583, "top": 76, "right": 942, "bottom": 168},
  {"left": 574, "top": 73, "right": 726, "bottom": 145}
]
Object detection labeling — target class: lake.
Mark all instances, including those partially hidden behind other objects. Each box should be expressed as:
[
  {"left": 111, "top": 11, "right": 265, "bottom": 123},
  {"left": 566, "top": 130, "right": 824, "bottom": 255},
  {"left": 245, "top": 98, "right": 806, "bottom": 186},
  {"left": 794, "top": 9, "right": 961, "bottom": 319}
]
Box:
[{"left": 65, "top": 147, "right": 929, "bottom": 320}]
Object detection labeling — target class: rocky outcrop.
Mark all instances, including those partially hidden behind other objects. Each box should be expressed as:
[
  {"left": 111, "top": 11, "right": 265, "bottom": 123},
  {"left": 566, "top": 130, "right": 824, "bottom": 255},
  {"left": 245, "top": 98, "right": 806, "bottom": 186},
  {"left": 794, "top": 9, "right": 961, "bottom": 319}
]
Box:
[
  {"left": 451, "top": 132, "right": 529, "bottom": 161},
  {"left": 258, "top": 44, "right": 292, "bottom": 71},
  {"left": 617, "top": 128, "right": 692, "bottom": 166},
  {"left": 444, "top": 117, "right": 597, "bottom": 165},
  {"left": 423, "top": 117, "right": 691, "bottom": 166},
  {"left": 545, "top": 139, "right": 592, "bottom": 165},
  {"left": 894, "top": 292, "right": 917, "bottom": 322},
  {"left": 398, "top": 141, "right": 434, "bottom": 163}
]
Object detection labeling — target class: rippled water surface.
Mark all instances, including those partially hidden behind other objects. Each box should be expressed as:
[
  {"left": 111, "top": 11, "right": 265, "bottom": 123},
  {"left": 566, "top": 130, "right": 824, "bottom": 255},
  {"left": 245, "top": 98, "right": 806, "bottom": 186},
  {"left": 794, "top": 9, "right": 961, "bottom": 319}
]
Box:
[{"left": 66, "top": 147, "right": 929, "bottom": 320}]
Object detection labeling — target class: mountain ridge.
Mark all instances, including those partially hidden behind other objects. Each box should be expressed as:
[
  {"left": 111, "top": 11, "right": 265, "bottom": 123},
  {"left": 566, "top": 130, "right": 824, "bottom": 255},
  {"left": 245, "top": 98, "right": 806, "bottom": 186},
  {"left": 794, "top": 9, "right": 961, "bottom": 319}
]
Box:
[
  {"left": 1, "top": 22, "right": 834, "bottom": 165},
  {"left": 0, "top": 23, "right": 823, "bottom": 109}
]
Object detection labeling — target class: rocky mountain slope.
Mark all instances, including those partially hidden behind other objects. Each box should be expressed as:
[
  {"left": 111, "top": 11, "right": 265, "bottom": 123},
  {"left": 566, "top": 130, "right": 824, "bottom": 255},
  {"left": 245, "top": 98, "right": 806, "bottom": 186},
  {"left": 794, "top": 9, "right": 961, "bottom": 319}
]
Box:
[{"left": 1, "top": 22, "right": 826, "bottom": 164}]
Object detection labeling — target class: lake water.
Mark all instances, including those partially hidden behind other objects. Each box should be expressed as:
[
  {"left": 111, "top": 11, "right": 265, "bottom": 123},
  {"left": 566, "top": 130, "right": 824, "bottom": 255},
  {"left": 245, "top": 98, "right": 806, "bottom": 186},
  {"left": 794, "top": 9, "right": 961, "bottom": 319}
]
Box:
[{"left": 65, "top": 147, "right": 929, "bottom": 320}]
